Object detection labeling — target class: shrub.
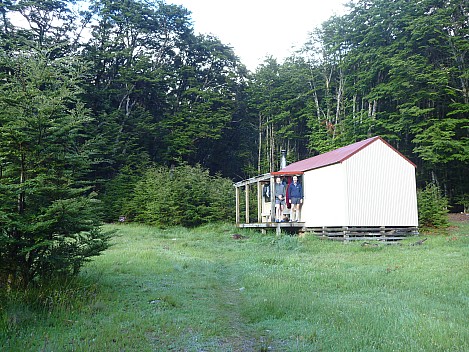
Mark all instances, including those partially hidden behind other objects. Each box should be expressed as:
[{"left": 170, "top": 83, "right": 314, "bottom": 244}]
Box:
[
  {"left": 99, "top": 167, "right": 142, "bottom": 222},
  {"left": 417, "top": 183, "right": 449, "bottom": 229},
  {"left": 0, "top": 195, "right": 111, "bottom": 289},
  {"left": 454, "top": 194, "right": 469, "bottom": 213},
  {"left": 125, "top": 164, "right": 235, "bottom": 227}
]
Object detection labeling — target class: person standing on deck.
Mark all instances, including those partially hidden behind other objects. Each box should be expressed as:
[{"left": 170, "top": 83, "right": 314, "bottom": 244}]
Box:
[
  {"left": 274, "top": 177, "right": 286, "bottom": 222},
  {"left": 288, "top": 175, "right": 303, "bottom": 222}
]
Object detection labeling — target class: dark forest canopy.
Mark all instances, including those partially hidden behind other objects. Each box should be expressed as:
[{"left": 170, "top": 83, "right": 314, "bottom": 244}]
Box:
[{"left": 1, "top": 0, "right": 468, "bottom": 211}]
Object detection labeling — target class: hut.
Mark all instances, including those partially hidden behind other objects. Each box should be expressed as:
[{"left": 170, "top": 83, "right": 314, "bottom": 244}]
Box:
[{"left": 234, "top": 136, "right": 419, "bottom": 237}]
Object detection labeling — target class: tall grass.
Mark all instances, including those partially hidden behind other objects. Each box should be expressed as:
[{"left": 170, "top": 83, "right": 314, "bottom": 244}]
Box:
[{"left": 1, "top": 221, "right": 468, "bottom": 351}]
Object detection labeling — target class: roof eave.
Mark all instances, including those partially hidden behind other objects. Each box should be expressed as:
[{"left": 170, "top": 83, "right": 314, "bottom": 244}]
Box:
[
  {"left": 271, "top": 171, "right": 304, "bottom": 176},
  {"left": 233, "top": 172, "right": 272, "bottom": 187}
]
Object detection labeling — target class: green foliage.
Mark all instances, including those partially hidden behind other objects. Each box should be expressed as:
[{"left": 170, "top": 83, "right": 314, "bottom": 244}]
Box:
[
  {"left": 81, "top": 0, "right": 248, "bottom": 180},
  {"left": 99, "top": 166, "right": 143, "bottom": 222},
  {"left": 417, "top": 183, "right": 449, "bottom": 229},
  {"left": 0, "top": 49, "right": 110, "bottom": 289},
  {"left": 126, "top": 164, "right": 235, "bottom": 227},
  {"left": 413, "top": 118, "right": 469, "bottom": 164},
  {"left": 454, "top": 194, "right": 469, "bottom": 213}
]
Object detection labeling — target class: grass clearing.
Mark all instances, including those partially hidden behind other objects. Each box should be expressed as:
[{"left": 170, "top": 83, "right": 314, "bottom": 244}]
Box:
[{"left": 1, "top": 221, "right": 469, "bottom": 351}]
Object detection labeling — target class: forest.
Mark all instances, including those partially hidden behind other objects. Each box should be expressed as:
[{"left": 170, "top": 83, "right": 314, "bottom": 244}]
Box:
[{"left": 0, "top": 0, "right": 467, "bottom": 286}]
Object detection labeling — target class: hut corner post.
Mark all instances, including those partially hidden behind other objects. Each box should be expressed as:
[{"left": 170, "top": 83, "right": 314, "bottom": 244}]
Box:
[
  {"left": 270, "top": 176, "right": 275, "bottom": 222},
  {"left": 235, "top": 182, "right": 253, "bottom": 225},
  {"left": 257, "top": 181, "right": 262, "bottom": 222},
  {"left": 235, "top": 186, "right": 240, "bottom": 224},
  {"left": 234, "top": 173, "right": 274, "bottom": 226},
  {"left": 245, "top": 184, "right": 250, "bottom": 224}
]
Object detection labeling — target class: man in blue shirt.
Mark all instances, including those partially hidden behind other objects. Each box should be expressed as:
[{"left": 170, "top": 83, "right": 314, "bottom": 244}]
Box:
[{"left": 288, "top": 175, "right": 303, "bottom": 222}]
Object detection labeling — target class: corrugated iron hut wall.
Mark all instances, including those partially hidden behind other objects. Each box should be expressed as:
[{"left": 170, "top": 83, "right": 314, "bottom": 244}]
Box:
[
  {"left": 300, "top": 139, "right": 418, "bottom": 228},
  {"left": 344, "top": 139, "right": 418, "bottom": 227}
]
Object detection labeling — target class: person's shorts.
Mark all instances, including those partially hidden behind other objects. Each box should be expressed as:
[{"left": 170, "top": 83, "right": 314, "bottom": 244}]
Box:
[
  {"left": 275, "top": 198, "right": 285, "bottom": 205},
  {"left": 290, "top": 197, "right": 302, "bottom": 205}
]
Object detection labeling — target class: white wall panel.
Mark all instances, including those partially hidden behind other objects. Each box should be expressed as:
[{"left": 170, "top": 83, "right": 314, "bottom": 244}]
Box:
[
  {"left": 302, "top": 163, "right": 348, "bottom": 227},
  {"left": 344, "top": 140, "right": 418, "bottom": 226}
]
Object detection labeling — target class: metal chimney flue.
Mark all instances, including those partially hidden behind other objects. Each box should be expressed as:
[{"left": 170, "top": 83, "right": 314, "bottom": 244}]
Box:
[{"left": 280, "top": 149, "right": 287, "bottom": 170}]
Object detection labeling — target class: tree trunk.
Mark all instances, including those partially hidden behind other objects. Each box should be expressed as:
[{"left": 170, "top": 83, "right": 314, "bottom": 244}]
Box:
[
  {"left": 18, "top": 150, "right": 26, "bottom": 214},
  {"left": 269, "top": 121, "right": 275, "bottom": 172},
  {"left": 333, "top": 69, "right": 344, "bottom": 139},
  {"left": 258, "top": 113, "right": 262, "bottom": 174}
]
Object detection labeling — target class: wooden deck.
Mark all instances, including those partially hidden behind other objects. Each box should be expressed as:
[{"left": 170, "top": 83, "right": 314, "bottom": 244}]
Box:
[
  {"left": 237, "top": 222, "right": 305, "bottom": 235},
  {"left": 237, "top": 223, "right": 418, "bottom": 240},
  {"left": 302, "top": 226, "right": 419, "bottom": 241}
]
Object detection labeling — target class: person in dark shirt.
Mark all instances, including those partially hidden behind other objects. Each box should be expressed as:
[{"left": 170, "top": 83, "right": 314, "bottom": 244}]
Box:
[{"left": 288, "top": 175, "right": 303, "bottom": 222}]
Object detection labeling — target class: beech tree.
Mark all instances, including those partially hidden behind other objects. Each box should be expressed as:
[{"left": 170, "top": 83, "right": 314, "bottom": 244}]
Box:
[
  {"left": 81, "top": 0, "right": 249, "bottom": 180},
  {"left": 161, "top": 34, "right": 247, "bottom": 166}
]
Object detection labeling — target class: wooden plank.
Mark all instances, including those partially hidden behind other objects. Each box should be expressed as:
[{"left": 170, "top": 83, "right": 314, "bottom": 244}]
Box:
[
  {"left": 235, "top": 187, "right": 240, "bottom": 224},
  {"left": 270, "top": 177, "right": 275, "bottom": 222},
  {"left": 245, "top": 184, "right": 250, "bottom": 224},
  {"left": 237, "top": 222, "right": 305, "bottom": 229},
  {"left": 306, "top": 226, "right": 418, "bottom": 232},
  {"left": 257, "top": 181, "right": 262, "bottom": 223}
]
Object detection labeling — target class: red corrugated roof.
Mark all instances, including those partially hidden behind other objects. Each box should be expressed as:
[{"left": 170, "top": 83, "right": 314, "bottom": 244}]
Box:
[{"left": 272, "top": 136, "right": 415, "bottom": 175}]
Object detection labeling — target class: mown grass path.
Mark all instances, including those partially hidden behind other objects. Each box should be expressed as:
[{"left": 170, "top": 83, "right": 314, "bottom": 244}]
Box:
[
  {"left": 2, "top": 221, "right": 469, "bottom": 351},
  {"left": 85, "top": 223, "right": 276, "bottom": 351}
]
